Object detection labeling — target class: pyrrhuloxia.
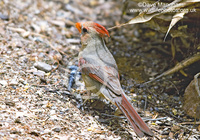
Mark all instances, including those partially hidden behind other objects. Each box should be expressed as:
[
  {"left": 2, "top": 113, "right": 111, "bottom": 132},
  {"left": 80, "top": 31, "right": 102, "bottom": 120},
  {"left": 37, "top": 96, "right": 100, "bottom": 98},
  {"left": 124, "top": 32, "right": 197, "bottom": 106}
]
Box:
[{"left": 75, "top": 21, "right": 153, "bottom": 137}]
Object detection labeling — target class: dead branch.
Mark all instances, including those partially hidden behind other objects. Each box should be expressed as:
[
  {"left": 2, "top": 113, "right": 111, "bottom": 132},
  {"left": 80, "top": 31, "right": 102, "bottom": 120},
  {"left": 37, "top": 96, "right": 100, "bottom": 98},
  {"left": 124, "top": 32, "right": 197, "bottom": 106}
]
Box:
[{"left": 145, "top": 53, "right": 200, "bottom": 84}]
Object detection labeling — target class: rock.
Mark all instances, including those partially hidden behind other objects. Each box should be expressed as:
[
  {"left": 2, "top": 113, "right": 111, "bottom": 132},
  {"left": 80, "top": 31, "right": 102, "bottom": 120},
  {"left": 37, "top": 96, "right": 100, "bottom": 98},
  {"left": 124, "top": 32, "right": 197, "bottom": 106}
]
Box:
[
  {"left": 9, "top": 79, "right": 18, "bottom": 86},
  {"left": 52, "top": 127, "right": 62, "bottom": 132},
  {"left": 183, "top": 75, "right": 200, "bottom": 119},
  {"left": 50, "top": 110, "right": 56, "bottom": 115},
  {"left": 14, "top": 118, "right": 21, "bottom": 123},
  {"left": 44, "top": 129, "right": 51, "bottom": 134},
  {"left": 5, "top": 101, "right": 15, "bottom": 107},
  {"left": 0, "top": 70, "right": 6, "bottom": 74},
  {"left": 19, "top": 78, "right": 25, "bottom": 83},
  {"left": 34, "top": 62, "right": 52, "bottom": 72},
  {"left": 0, "top": 13, "right": 9, "bottom": 20},
  {"left": 33, "top": 70, "right": 45, "bottom": 77},
  {"left": 99, "top": 135, "right": 106, "bottom": 139},
  {"left": 0, "top": 80, "right": 8, "bottom": 86},
  {"left": 29, "top": 131, "right": 39, "bottom": 136}
]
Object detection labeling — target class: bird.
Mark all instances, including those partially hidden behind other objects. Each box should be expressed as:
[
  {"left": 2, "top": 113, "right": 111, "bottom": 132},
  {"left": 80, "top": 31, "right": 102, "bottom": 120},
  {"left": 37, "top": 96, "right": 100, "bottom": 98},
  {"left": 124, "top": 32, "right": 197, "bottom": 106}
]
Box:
[{"left": 75, "top": 21, "right": 153, "bottom": 137}]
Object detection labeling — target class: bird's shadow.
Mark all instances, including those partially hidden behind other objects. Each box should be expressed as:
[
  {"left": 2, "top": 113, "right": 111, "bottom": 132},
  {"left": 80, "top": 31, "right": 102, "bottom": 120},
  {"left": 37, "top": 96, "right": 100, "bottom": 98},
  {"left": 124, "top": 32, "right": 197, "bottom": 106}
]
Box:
[
  {"left": 57, "top": 90, "right": 146, "bottom": 139},
  {"left": 79, "top": 99, "right": 135, "bottom": 139}
]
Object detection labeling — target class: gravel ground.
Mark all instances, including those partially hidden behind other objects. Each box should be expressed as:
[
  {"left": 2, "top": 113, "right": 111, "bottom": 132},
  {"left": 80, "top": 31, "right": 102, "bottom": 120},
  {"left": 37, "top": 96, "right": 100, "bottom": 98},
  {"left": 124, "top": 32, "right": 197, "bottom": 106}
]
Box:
[{"left": 0, "top": 0, "right": 200, "bottom": 139}]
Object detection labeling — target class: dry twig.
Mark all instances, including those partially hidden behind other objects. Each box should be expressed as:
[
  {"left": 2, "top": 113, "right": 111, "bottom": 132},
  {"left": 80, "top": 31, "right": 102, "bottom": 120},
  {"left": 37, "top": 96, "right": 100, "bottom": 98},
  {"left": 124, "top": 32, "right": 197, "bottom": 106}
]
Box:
[{"left": 145, "top": 54, "right": 200, "bottom": 84}]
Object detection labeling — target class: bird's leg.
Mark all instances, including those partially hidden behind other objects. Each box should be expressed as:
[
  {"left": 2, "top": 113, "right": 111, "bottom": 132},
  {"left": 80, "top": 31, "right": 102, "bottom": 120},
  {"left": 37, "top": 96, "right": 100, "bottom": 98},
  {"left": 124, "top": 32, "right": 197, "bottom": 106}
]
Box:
[
  {"left": 114, "top": 108, "right": 123, "bottom": 116},
  {"left": 82, "top": 91, "right": 100, "bottom": 104}
]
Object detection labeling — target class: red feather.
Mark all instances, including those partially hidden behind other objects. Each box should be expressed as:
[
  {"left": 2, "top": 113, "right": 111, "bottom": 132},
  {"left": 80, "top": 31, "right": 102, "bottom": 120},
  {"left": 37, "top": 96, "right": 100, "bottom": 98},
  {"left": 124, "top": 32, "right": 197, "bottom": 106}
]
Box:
[
  {"left": 89, "top": 73, "right": 104, "bottom": 84},
  {"left": 93, "top": 23, "right": 110, "bottom": 37}
]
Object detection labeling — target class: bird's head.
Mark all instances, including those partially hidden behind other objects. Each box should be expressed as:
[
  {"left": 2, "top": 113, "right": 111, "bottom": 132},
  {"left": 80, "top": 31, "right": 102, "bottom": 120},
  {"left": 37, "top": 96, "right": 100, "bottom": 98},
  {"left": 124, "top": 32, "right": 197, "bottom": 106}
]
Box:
[{"left": 75, "top": 21, "right": 109, "bottom": 41}]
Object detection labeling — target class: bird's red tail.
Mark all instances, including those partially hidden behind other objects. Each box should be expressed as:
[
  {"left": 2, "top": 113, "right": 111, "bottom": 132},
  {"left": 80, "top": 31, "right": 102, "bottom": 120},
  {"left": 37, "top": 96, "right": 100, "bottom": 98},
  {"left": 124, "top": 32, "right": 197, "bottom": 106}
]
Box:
[{"left": 115, "top": 94, "right": 153, "bottom": 137}]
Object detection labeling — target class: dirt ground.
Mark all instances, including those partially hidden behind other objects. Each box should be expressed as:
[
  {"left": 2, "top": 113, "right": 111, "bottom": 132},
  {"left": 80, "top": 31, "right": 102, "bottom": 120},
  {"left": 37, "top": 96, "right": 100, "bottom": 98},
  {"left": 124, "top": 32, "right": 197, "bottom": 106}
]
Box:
[{"left": 0, "top": 0, "right": 200, "bottom": 139}]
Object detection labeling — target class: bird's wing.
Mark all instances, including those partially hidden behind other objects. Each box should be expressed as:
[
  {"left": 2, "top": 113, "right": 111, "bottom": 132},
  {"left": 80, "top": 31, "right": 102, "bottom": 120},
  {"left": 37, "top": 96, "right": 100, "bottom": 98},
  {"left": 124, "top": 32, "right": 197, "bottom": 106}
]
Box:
[{"left": 79, "top": 56, "right": 121, "bottom": 96}]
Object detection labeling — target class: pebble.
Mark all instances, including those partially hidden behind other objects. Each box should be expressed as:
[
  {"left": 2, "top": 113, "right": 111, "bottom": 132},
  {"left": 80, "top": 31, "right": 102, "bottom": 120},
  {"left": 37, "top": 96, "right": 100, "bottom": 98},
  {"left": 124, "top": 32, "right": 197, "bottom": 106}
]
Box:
[
  {"left": 19, "top": 78, "right": 25, "bottom": 83},
  {"left": 35, "top": 90, "right": 43, "bottom": 97},
  {"left": 44, "top": 129, "right": 51, "bottom": 134},
  {"left": 0, "top": 132, "right": 5, "bottom": 137},
  {"left": 1, "top": 105, "right": 6, "bottom": 109},
  {"left": 0, "top": 70, "right": 6, "bottom": 74},
  {"left": 69, "top": 137, "right": 76, "bottom": 140},
  {"left": 50, "top": 110, "right": 56, "bottom": 115},
  {"left": 0, "top": 80, "right": 8, "bottom": 86},
  {"left": 99, "top": 135, "right": 106, "bottom": 139},
  {"left": 155, "top": 120, "right": 162, "bottom": 124},
  {"left": 33, "top": 70, "right": 45, "bottom": 77},
  {"left": 52, "top": 127, "right": 61, "bottom": 132},
  {"left": 9, "top": 79, "right": 18, "bottom": 86},
  {"left": 34, "top": 62, "right": 52, "bottom": 72},
  {"left": 5, "top": 101, "right": 15, "bottom": 107},
  {"left": 167, "top": 117, "right": 172, "bottom": 121},
  {"left": 0, "top": 13, "right": 9, "bottom": 20}
]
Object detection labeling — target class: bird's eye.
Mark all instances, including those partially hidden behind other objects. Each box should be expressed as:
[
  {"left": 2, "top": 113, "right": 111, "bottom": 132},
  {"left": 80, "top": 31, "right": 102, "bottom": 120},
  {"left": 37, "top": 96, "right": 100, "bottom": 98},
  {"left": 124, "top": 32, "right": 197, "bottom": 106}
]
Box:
[{"left": 82, "top": 28, "right": 88, "bottom": 33}]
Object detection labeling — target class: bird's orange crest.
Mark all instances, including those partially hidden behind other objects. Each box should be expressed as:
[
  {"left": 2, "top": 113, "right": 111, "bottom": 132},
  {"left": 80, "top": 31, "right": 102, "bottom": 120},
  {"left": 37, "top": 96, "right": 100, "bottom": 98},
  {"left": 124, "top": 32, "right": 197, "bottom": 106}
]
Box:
[
  {"left": 75, "top": 22, "right": 110, "bottom": 37},
  {"left": 93, "top": 22, "right": 110, "bottom": 37}
]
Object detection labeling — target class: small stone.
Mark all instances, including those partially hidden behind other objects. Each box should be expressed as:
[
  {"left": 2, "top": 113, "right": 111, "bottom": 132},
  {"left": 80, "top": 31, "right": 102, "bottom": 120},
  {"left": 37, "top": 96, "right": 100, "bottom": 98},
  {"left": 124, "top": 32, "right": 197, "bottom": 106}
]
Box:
[
  {"left": 35, "top": 90, "right": 43, "bottom": 97},
  {"left": 33, "top": 70, "right": 45, "bottom": 77},
  {"left": 69, "top": 137, "right": 76, "bottom": 140},
  {"left": 19, "top": 78, "right": 25, "bottom": 83},
  {"left": 0, "top": 70, "right": 6, "bottom": 74},
  {"left": 10, "top": 130, "right": 21, "bottom": 134},
  {"left": 5, "top": 101, "right": 15, "bottom": 107},
  {"left": 14, "top": 118, "right": 21, "bottom": 123},
  {"left": 34, "top": 62, "right": 52, "bottom": 72},
  {"left": 167, "top": 117, "right": 172, "bottom": 121},
  {"left": 1, "top": 105, "right": 6, "bottom": 109},
  {"left": 9, "top": 79, "right": 18, "bottom": 86},
  {"left": 0, "top": 80, "right": 8, "bottom": 86},
  {"left": 99, "top": 135, "right": 106, "bottom": 139},
  {"left": 52, "top": 127, "right": 62, "bottom": 132},
  {"left": 29, "top": 131, "right": 39, "bottom": 136},
  {"left": 155, "top": 120, "right": 162, "bottom": 124},
  {"left": 50, "top": 110, "right": 56, "bottom": 115},
  {"left": 44, "top": 129, "right": 51, "bottom": 134},
  {"left": 0, "top": 13, "right": 9, "bottom": 20},
  {"left": 0, "top": 132, "right": 5, "bottom": 137}
]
